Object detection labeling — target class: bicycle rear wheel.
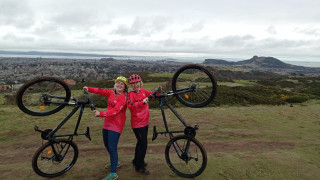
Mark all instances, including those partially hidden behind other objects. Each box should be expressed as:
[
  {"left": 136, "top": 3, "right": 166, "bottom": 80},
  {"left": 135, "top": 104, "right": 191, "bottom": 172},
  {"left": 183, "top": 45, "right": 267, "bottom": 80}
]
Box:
[
  {"left": 165, "top": 135, "right": 207, "bottom": 178},
  {"left": 16, "top": 77, "right": 71, "bottom": 116},
  {"left": 32, "top": 139, "right": 79, "bottom": 178},
  {"left": 172, "top": 64, "right": 217, "bottom": 108}
]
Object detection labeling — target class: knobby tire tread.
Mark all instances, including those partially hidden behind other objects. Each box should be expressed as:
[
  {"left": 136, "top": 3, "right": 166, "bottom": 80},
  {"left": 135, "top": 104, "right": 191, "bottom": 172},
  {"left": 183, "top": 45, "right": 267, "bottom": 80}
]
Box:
[
  {"left": 171, "top": 64, "right": 217, "bottom": 108},
  {"left": 16, "top": 77, "right": 71, "bottom": 116},
  {"left": 165, "top": 135, "right": 207, "bottom": 178},
  {"left": 32, "top": 139, "right": 78, "bottom": 178}
]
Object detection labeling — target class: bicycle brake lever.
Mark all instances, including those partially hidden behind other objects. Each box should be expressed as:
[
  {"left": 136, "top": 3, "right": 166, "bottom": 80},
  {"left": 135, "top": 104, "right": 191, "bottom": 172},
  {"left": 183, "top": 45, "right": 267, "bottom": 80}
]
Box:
[
  {"left": 89, "top": 103, "right": 96, "bottom": 110},
  {"left": 148, "top": 86, "right": 161, "bottom": 98}
]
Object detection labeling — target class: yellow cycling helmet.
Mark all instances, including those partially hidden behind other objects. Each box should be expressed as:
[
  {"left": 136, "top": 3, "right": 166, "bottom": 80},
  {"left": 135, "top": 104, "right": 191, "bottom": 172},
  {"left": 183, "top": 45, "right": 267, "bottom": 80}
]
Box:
[{"left": 115, "top": 76, "right": 128, "bottom": 86}]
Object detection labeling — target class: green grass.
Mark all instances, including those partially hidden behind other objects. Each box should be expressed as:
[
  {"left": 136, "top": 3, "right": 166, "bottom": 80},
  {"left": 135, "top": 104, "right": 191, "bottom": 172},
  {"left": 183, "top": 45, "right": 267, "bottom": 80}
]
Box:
[
  {"left": 0, "top": 93, "right": 5, "bottom": 104},
  {"left": 1, "top": 98, "right": 320, "bottom": 179},
  {"left": 218, "top": 80, "right": 256, "bottom": 87},
  {"left": 1, "top": 76, "right": 320, "bottom": 180},
  {"left": 148, "top": 73, "right": 175, "bottom": 78},
  {"left": 140, "top": 82, "right": 167, "bottom": 90}
]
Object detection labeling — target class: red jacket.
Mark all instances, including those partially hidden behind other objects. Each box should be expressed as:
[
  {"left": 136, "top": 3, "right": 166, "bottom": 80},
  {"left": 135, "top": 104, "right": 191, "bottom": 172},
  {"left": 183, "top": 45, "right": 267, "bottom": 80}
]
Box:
[
  {"left": 127, "top": 88, "right": 153, "bottom": 128},
  {"left": 88, "top": 87, "right": 127, "bottom": 133}
]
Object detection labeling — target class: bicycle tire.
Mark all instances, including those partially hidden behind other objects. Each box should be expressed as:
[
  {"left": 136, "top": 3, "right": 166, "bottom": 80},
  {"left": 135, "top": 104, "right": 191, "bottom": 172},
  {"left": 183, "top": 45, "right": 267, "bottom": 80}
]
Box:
[
  {"left": 165, "top": 135, "right": 207, "bottom": 178},
  {"left": 32, "top": 139, "right": 79, "bottom": 178},
  {"left": 16, "top": 77, "right": 71, "bottom": 116},
  {"left": 172, "top": 64, "right": 217, "bottom": 108}
]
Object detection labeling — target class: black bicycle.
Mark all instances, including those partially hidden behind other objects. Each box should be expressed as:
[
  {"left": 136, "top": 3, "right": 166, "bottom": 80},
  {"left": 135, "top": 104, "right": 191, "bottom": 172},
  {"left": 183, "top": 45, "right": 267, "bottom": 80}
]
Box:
[
  {"left": 149, "top": 64, "right": 217, "bottom": 178},
  {"left": 16, "top": 77, "right": 96, "bottom": 177}
]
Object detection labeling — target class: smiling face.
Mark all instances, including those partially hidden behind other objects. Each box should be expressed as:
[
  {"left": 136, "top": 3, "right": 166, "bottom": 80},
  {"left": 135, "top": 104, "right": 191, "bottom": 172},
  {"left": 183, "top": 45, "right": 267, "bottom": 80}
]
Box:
[
  {"left": 131, "top": 81, "right": 141, "bottom": 92},
  {"left": 115, "top": 81, "right": 126, "bottom": 93}
]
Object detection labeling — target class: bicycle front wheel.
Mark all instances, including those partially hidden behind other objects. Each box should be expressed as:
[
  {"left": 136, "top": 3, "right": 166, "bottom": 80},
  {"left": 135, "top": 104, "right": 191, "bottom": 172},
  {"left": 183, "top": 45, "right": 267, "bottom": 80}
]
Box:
[
  {"left": 165, "top": 135, "right": 207, "bottom": 178},
  {"left": 172, "top": 64, "right": 217, "bottom": 108},
  {"left": 32, "top": 139, "right": 79, "bottom": 178},
  {"left": 16, "top": 77, "right": 71, "bottom": 116}
]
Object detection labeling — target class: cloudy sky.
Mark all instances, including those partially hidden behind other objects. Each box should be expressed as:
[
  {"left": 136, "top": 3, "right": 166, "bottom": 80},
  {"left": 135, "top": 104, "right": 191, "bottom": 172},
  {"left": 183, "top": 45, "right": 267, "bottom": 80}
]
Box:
[{"left": 0, "top": 0, "right": 319, "bottom": 61}]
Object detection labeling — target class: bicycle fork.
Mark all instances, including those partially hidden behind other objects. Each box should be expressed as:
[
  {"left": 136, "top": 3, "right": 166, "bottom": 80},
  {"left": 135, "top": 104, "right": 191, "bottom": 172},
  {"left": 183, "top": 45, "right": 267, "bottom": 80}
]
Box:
[{"left": 171, "top": 138, "right": 195, "bottom": 164}]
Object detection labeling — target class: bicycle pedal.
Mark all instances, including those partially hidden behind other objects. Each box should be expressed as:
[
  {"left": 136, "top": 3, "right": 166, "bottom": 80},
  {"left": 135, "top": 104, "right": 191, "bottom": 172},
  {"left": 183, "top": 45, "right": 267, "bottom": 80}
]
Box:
[{"left": 34, "top": 125, "right": 42, "bottom": 132}]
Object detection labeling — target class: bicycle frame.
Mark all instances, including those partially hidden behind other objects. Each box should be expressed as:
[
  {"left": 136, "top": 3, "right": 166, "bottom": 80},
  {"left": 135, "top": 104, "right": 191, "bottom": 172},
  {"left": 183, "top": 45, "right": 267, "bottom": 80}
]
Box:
[
  {"left": 152, "top": 89, "right": 198, "bottom": 141},
  {"left": 35, "top": 96, "right": 92, "bottom": 142}
]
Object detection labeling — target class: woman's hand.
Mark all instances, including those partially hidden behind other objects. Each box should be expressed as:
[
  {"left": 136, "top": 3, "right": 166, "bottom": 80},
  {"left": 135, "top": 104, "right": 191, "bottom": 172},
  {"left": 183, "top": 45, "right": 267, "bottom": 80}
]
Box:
[
  {"left": 143, "top": 97, "right": 149, "bottom": 104},
  {"left": 94, "top": 110, "right": 100, "bottom": 117}
]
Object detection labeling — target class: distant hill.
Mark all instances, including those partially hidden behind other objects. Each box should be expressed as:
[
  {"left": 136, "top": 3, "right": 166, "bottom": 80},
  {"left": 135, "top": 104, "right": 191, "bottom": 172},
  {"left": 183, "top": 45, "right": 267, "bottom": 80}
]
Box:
[
  {"left": 203, "top": 56, "right": 298, "bottom": 69},
  {"left": 203, "top": 56, "right": 320, "bottom": 76},
  {"left": 0, "top": 50, "right": 121, "bottom": 58}
]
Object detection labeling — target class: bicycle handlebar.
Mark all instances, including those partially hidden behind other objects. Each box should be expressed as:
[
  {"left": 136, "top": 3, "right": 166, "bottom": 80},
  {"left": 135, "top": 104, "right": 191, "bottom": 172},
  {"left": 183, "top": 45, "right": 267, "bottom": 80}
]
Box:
[
  {"left": 84, "top": 89, "right": 96, "bottom": 110},
  {"left": 149, "top": 86, "right": 162, "bottom": 98}
]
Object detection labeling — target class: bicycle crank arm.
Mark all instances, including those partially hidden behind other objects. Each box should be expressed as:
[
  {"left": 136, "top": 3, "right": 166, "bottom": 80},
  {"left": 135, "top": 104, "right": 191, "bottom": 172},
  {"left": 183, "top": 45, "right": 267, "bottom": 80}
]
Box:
[
  {"left": 85, "top": 127, "right": 91, "bottom": 141},
  {"left": 152, "top": 126, "right": 158, "bottom": 141}
]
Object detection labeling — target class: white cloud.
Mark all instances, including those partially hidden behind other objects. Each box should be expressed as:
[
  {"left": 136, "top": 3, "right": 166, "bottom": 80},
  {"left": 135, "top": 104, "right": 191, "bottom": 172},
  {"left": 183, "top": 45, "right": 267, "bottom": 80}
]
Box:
[
  {"left": 0, "top": 0, "right": 320, "bottom": 61},
  {"left": 295, "top": 27, "right": 320, "bottom": 37},
  {"left": 266, "top": 25, "right": 277, "bottom": 35},
  {"left": 0, "top": 0, "right": 35, "bottom": 28}
]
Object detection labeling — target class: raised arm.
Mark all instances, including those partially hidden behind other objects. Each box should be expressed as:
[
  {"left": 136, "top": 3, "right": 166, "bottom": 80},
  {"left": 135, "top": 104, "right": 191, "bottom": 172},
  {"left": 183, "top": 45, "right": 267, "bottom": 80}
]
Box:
[{"left": 86, "top": 87, "right": 112, "bottom": 98}]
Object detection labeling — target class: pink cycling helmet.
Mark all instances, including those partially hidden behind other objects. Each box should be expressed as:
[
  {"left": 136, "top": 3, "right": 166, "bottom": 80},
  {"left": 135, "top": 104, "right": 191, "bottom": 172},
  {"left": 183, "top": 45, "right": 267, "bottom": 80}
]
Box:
[{"left": 129, "top": 74, "right": 142, "bottom": 84}]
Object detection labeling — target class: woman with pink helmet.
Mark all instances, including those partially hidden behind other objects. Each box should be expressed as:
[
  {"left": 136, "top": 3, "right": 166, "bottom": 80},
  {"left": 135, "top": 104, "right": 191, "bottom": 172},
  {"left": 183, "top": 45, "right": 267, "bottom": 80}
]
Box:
[{"left": 127, "top": 74, "right": 155, "bottom": 175}]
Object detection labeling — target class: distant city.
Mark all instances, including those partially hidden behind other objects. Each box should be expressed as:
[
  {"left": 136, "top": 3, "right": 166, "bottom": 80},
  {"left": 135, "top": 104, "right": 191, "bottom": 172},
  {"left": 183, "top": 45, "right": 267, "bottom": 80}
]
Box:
[
  {"left": 1, "top": 50, "right": 320, "bottom": 91},
  {"left": 0, "top": 56, "right": 185, "bottom": 89}
]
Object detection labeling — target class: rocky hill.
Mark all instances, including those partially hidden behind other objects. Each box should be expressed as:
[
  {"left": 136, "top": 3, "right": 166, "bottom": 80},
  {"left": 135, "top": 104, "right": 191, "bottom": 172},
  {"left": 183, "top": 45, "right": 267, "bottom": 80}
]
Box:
[
  {"left": 204, "top": 56, "right": 298, "bottom": 68},
  {"left": 203, "top": 56, "right": 320, "bottom": 76}
]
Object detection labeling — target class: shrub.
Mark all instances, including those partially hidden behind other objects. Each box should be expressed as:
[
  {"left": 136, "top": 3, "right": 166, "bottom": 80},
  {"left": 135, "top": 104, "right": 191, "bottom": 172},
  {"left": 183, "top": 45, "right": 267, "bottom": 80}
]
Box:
[
  {"left": 286, "top": 96, "right": 308, "bottom": 103},
  {"left": 4, "top": 94, "right": 16, "bottom": 105},
  {"left": 211, "top": 85, "right": 287, "bottom": 106}
]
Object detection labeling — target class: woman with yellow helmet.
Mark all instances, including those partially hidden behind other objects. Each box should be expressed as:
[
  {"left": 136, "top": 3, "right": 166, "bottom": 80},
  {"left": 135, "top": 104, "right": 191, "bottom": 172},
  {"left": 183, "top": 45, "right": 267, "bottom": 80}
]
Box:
[{"left": 83, "top": 76, "right": 128, "bottom": 180}]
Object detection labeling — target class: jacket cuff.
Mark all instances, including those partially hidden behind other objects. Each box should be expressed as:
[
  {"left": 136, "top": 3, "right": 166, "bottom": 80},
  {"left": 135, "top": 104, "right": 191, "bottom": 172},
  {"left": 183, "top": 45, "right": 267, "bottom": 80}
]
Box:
[{"left": 99, "top": 111, "right": 107, "bottom": 117}]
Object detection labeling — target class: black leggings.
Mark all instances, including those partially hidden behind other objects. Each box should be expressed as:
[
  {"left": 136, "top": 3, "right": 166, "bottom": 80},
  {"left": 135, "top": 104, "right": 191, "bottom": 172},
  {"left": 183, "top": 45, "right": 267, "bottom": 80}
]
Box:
[{"left": 132, "top": 125, "right": 148, "bottom": 169}]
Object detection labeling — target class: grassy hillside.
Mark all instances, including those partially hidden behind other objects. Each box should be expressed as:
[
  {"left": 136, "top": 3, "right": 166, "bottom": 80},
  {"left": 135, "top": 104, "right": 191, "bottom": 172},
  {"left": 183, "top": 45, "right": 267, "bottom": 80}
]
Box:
[
  {"left": 1, "top": 72, "right": 320, "bottom": 179},
  {"left": 1, "top": 92, "right": 320, "bottom": 179}
]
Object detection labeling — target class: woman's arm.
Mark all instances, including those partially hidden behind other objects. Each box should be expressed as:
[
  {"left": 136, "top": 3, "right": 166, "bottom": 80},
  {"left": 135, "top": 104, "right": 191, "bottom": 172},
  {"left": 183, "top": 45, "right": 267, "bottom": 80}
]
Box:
[
  {"left": 127, "top": 92, "right": 144, "bottom": 108},
  {"left": 87, "top": 87, "right": 111, "bottom": 98},
  {"left": 101, "top": 95, "right": 126, "bottom": 117}
]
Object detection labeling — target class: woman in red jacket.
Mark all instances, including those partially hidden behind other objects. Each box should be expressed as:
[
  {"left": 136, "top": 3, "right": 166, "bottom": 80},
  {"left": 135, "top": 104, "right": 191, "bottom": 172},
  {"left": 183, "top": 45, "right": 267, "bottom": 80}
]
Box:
[
  {"left": 127, "top": 74, "right": 153, "bottom": 175},
  {"left": 83, "top": 76, "right": 128, "bottom": 180}
]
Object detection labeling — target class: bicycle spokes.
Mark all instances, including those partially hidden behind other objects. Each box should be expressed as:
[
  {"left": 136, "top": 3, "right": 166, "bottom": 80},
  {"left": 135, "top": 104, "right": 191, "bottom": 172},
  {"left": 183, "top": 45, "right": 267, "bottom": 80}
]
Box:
[
  {"left": 32, "top": 140, "right": 78, "bottom": 177},
  {"left": 16, "top": 77, "right": 71, "bottom": 116},
  {"left": 172, "top": 64, "right": 217, "bottom": 108},
  {"left": 165, "top": 135, "right": 207, "bottom": 178}
]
